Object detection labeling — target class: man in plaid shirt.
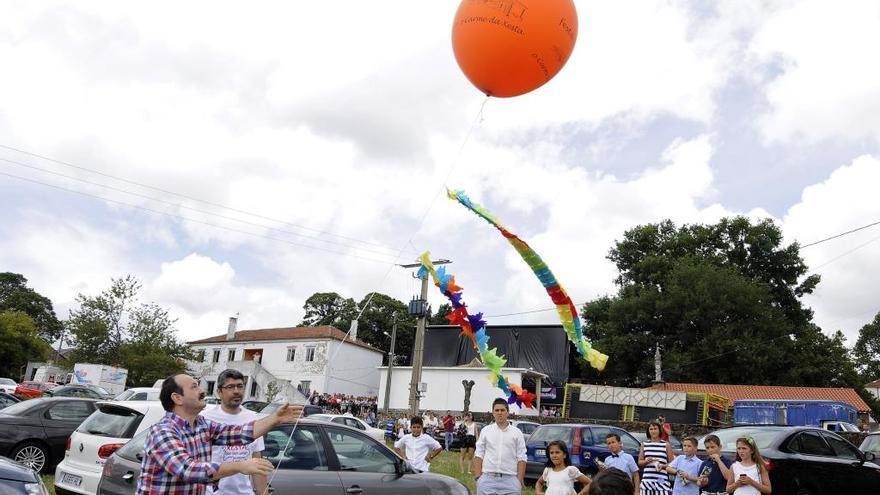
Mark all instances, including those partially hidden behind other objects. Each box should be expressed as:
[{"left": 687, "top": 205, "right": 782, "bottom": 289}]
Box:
[{"left": 136, "top": 374, "right": 302, "bottom": 494}]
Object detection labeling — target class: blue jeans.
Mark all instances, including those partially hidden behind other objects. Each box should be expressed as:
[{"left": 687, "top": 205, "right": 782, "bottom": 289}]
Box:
[{"left": 445, "top": 432, "right": 453, "bottom": 450}]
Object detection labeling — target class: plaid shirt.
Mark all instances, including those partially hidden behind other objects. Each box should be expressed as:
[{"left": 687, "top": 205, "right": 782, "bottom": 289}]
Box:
[{"left": 136, "top": 412, "right": 255, "bottom": 494}]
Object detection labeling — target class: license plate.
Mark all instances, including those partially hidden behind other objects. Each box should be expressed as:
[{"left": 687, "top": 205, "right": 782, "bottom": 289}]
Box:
[
  {"left": 536, "top": 449, "right": 545, "bottom": 457},
  {"left": 61, "top": 473, "right": 82, "bottom": 486}
]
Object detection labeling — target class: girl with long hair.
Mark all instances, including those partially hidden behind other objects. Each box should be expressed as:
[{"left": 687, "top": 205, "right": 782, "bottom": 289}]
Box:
[
  {"left": 459, "top": 412, "right": 479, "bottom": 473},
  {"left": 637, "top": 421, "right": 675, "bottom": 494},
  {"left": 726, "top": 437, "right": 772, "bottom": 494},
  {"left": 535, "top": 440, "right": 591, "bottom": 495}
]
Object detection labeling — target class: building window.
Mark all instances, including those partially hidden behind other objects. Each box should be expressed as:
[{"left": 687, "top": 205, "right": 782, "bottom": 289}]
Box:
[
  {"left": 228, "top": 349, "right": 236, "bottom": 362},
  {"left": 212, "top": 349, "right": 220, "bottom": 363},
  {"left": 286, "top": 347, "right": 296, "bottom": 362},
  {"left": 196, "top": 350, "right": 205, "bottom": 362},
  {"left": 250, "top": 379, "right": 258, "bottom": 398},
  {"left": 305, "top": 346, "right": 316, "bottom": 362},
  {"left": 206, "top": 381, "right": 215, "bottom": 395}
]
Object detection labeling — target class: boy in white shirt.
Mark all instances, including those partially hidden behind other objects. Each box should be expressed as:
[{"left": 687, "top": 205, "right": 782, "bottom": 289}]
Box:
[{"left": 394, "top": 416, "right": 442, "bottom": 472}]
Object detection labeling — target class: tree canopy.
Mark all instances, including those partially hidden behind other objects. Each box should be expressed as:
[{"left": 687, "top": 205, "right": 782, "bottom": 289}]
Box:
[
  {"left": 0, "top": 272, "right": 63, "bottom": 341},
  {"left": 0, "top": 310, "right": 51, "bottom": 378}
]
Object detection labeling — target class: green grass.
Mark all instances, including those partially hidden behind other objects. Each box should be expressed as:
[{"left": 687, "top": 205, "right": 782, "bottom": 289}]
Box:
[
  {"left": 427, "top": 450, "right": 536, "bottom": 495},
  {"left": 42, "top": 475, "right": 55, "bottom": 495}
]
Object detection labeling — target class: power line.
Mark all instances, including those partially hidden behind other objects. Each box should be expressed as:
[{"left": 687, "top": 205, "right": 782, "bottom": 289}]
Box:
[
  {"left": 0, "top": 171, "right": 399, "bottom": 265},
  {"left": 801, "top": 219, "right": 880, "bottom": 248},
  {"left": 0, "top": 156, "right": 414, "bottom": 260},
  {"left": 0, "top": 143, "right": 407, "bottom": 254}
]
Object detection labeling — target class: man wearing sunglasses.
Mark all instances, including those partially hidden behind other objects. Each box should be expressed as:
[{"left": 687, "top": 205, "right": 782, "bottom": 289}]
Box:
[{"left": 203, "top": 369, "right": 267, "bottom": 495}]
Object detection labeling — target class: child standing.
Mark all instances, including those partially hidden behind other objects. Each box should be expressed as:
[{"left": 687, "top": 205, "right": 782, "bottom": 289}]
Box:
[
  {"left": 726, "top": 437, "right": 771, "bottom": 495},
  {"left": 697, "top": 434, "right": 732, "bottom": 495},
  {"left": 599, "top": 433, "right": 639, "bottom": 490},
  {"left": 394, "top": 416, "right": 442, "bottom": 472},
  {"left": 665, "top": 437, "right": 702, "bottom": 495},
  {"left": 535, "top": 440, "right": 591, "bottom": 495}
]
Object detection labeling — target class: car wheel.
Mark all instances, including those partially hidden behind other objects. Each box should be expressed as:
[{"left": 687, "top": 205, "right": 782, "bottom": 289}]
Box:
[{"left": 11, "top": 441, "right": 49, "bottom": 473}]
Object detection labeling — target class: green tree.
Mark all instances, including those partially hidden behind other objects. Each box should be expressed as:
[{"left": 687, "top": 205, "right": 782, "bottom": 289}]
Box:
[
  {"left": 353, "top": 293, "right": 416, "bottom": 366},
  {"left": 299, "top": 292, "right": 358, "bottom": 328},
  {"left": 854, "top": 313, "right": 880, "bottom": 380},
  {"left": 67, "top": 276, "right": 193, "bottom": 386},
  {"left": 428, "top": 303, "right": 453, "bottom": 325},
  {"left": 579, "top": 217, "right": 856, "bottom": 387},
  {"left": 0, "top": 272, "right": 63, "bottom": 341},
  {"left": 0, "top": 311, "right": 51, "bottom": 378}
]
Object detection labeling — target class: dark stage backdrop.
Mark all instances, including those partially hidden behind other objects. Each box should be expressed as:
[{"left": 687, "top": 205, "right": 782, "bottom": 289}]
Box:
[{"left": 423, "top": 325, "right": 570, "bottom": 385}]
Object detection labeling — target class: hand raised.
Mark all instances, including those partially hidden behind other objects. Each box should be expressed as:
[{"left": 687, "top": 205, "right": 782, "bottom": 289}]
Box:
[
  {"left": 239, "top": 458, "right": 274, "bottom": 476},
  {"left": 273, "top": 403, "right": 304, "bottom": 424}
]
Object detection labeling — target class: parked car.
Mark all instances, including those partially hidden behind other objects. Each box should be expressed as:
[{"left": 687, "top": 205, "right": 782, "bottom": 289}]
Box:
[
  {"left": 861, "top": 431, "right": 880, "bottom": 456},
  {"left": 46, "top": 384, "right": 114, "bottom": 400},
  {"left": 54, "top": 401, "right": 166, "bottom": 495},
  {"left": 0, "top": 392, "right": 22, "bottom": 409},
  {"left": 14, "top": 381, "right": 57, "bottom": 400},
  {"left": 98, "top": 418, "right": 470, "bottom": 495},
  {"left": 112, "top": 388, "right": 160, "bottom": 402},
  {"left": 260, "top": 400, "right": 322, "bottom": 417},
  {"left": 628, "top": 430, "right": 684, "bottom": 455},
  {"left": 820, "top": 420, "right": 861, "bottom": 433},
  {"left": 525, "top": 423, "right": 642, "bottom": 481},
  {"left": 241, "top": 400, "right": 268, "bottom": 412},
  {"left": 0, "top": 454, "right": 52, "bottom": 494},
  {"left": 430, "top": 420, "right": 485, "bottom": 449},
  {"left": 308, "top": 414, "right": 387, "bottom": 442},
  {"left": 510, "top": 420, "right": 541, "bottom": 441},
  {"left": 0, "top": 377, "right": 18, "bottom": 394},
  {"left": 0, "top": 397, "right": 98, "bottom": 473},
  {"left": 699, "top": 425, "right": 879, "bottom": 495}
]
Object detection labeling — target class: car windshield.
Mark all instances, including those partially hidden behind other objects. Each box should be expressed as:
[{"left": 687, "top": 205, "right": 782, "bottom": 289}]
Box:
[
  {"left": 0, "top": 378, "right": 15, "bottom": 385},
  {"left": 86, "top": 384, "right": 111, "bottom": 395},
  {"left": 861, "top": 435, "right": 880, "bottom": 452},
  {"left": 77, "top": 405, "right": 144, "bottom": 438},
  {"left": 529, "top": 425, "right": 574, "bottom": 444},
  {"left": 707, "top": 428, "right": 783, "bottom": 451},
  {"left": 114, "top": 390, "right": 135, "bottom": 401},
  {"left": 0, "top": 399, "right": 44, "bottom": 416}
]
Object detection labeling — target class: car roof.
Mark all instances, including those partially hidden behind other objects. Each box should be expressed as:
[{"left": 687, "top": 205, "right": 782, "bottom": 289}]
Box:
[
  {"left": 535, "top": 423, "right": 625, "bottom": 428},
  {"left": 97, "top": 400, "right": 163, "bottom": 414},
  {"left": 125, "top": 387, "right": 160, "bottom": 392}
]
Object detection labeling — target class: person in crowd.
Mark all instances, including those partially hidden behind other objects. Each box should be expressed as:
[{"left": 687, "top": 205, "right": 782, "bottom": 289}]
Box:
[
  {"left": 203, "top": 370, "right": 266, "bottom": 495},
  {"left": 442, "top": 410, "right": 456, "bottom": 451},
  {"left": 657, "top": 415, "right": 672, "bottom": 442},
  {"left": 665, "top": 437, "right": 702, "bottom": 495},
  {"left": 136, "top": 374, "right": 302, "bottom": 495},
  {"left": 598, "top": 433, "right": 638, "bottom": 493},
  {"left": 384, "top": 414, "right": 398, "bottom": 445},
  {"left": 726, "top": 437, "right": 771, "bottom": 495},
  {"left": 637, "top": 421, "right": 675, "bottom": 495},
  {"left": 459, "top": 412, "right": 479, "bottom": 474},
  {"left": 697, "top": 434, "right": 732, "bottom": 495},
  {"left": 397, "top": 415, "right": 410, "bottom": 439},
  {"left": 473, "top": 398, "right": 527, "bottom": 495},
  {"left": 535, "top": 440, "right": 591, "bottom": 495},
  {"left": 589, "top": 469, "right": 635, "bottom": 495},
  {"left": 394, "top": 416, "right": 443, "bottom": 472},
  {"left": 424, "top": 410, "right": 439, "bottom": 436}
]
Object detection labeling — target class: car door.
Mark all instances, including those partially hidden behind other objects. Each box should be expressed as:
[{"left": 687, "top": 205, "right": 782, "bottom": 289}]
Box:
[
  {"left": 820, "top": 431, "right": 880, "bottom": 495},
  {"left": 786, "top": 430, "right": 840, "bottom": 493},
  {"left": 325, "top": 425, "right": 425, "bottom": 495},
  {"left": 263, "top": 424, "right": 344, "bottom": 495},
  {"left": 42, "top": 400, "right": 96, "bottom": 463}
]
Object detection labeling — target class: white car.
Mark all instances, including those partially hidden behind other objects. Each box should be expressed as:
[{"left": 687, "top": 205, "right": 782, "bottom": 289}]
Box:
[
  {"left": 0, "top": 378, "right": 17, "bottom": 395},
  {"left": 54, "top": 401, "right": 165, "bottom": 495},
  {"left": 112, "top": 387, "right": 160, "bottom": 401},
  {"left": 309, "top": 414, "right": 386, "bottom": 442}
]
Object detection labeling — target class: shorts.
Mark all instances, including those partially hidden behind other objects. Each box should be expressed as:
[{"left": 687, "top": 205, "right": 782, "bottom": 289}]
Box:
[{"left": 463, "top": 434, "right": 476, "bottom": 449}]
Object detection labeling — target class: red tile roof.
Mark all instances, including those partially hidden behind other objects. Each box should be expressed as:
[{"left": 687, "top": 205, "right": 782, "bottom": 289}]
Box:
[
  {"left": 651, "top": 382, "right": 870, "bottom": 412},
  {"left": 189, "top": 325, "right": 382, "bottom": 353}
]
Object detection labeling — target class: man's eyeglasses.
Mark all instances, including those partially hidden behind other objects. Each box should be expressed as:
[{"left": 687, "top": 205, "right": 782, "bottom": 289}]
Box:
[{"left": 219, "top": 384, "right": 246, "bottom": 390}]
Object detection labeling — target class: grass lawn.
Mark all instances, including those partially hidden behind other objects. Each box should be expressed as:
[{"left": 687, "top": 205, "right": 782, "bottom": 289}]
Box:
[
  {"left": 42, "top": 475, "right": 55, "bottom": 495},
  {"left": 427, "top": 450, "right": 536, "bottom": 495}
]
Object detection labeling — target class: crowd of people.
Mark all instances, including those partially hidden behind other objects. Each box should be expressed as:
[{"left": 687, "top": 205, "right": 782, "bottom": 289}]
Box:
[{"left": 307, "top": 390, "right": 378, "bottom": 420}]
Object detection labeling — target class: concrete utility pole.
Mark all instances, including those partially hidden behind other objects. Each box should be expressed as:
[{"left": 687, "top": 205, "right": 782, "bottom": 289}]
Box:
[
  {"left": 383, "top": 314, "right": 397, "bottom": 414},
  {"left": 398, "top": 258, "right": 451, "bottom": 417}
]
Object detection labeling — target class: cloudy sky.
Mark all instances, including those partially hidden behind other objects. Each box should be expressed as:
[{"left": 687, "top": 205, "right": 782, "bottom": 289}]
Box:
[{"left": 1, "top": 0, "right": 879, "bottom": 349}]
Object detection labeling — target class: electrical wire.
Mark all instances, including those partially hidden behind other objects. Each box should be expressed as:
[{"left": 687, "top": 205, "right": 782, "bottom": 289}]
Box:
[{"left": 801, "top": 219, "right": 880, "bottom": 248}]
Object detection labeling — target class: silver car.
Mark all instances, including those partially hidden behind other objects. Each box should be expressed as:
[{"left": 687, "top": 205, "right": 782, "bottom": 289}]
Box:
[{"left": 98, "top": 418, "right": 469, "bottom": 495}]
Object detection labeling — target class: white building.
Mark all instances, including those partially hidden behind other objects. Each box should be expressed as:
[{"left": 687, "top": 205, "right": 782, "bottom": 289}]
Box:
[
  {"left": 188, "top": 319, "right": 383, "bottom": 402},
  {"left": 377, "top": 362, "right": 545, "bottom": 416}
]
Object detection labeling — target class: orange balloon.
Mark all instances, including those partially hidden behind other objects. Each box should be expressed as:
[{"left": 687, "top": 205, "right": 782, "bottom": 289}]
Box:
[{"left": 452, "top": 0, "right": 578, "bottom": 98}]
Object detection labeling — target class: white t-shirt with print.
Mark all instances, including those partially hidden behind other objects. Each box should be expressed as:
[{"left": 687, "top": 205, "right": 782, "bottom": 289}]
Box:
[
  {"left": 203, "top": 405, "right": 265, "bottom": 495},
  {"left": 394, "top": 433, "right": 441, "bottom": 472}
]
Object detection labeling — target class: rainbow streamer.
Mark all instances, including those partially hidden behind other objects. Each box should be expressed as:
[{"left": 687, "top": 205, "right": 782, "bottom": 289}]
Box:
[
  {"left": 418, "top": 252, "right": 536, "bottom": 408},
  {"left": 447, "top": 189, "right": 608, "bottom": 371}
]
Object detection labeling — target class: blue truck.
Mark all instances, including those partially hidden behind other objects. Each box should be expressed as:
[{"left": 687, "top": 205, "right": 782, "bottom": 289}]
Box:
[{"left": 733, "top": 399, "right": 859, "bottom": 430}]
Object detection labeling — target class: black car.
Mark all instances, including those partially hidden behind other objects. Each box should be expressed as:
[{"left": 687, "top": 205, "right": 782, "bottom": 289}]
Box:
[
  {"left": 98, "top": 418, "right": 470, "bottom": 495},
  {"left": 45, "top": 385, "right": 113, "bottom": 400},
  {"left": 0, "top": 455, "right": 51, "bottom": 494},
  {"left": 0, "top": 392, "right": 21, "bottom": 409},
  {"left": 0, "top": 397, "right": 98, "bottom": 473},
  {"left": 702, "top": 425, "right": 880, "bottom": 495}
]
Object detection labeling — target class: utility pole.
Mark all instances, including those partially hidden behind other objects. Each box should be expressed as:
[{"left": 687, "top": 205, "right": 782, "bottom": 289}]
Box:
[
  {"left": 398, "top": 258, "right": 451, "bottom": 417},
  {"left": 383, "top": 314, "right": 397, "bottom": 414}
]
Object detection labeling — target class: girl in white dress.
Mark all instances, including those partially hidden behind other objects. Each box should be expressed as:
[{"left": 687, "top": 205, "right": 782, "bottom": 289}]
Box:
[
  {"left": 535, "top": 440, "right": 591, "bottom": 495},
  {"left": 726, "top": 437, "right": 772, "bottom": 494}
]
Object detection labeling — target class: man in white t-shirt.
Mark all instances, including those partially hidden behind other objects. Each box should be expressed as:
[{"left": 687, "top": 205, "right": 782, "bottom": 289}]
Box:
[
  {"left": 394, "top": 416, "right": 442, "bottom": 472},
  {"left": 203, "top": 369, "right": 266, "bottom": 495}
]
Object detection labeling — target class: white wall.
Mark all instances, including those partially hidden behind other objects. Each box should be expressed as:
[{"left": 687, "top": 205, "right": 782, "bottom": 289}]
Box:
[
  {"left": 377, "top": 367, "right": 537, "bottom": 415},
  {"left": 324, "top": 340, "right": 382, "bottom": 397}
]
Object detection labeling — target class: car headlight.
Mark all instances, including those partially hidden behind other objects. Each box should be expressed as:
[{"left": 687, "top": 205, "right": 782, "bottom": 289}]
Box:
[{"left": 25, "top": 480, "right": 50, "bottom": 495}]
